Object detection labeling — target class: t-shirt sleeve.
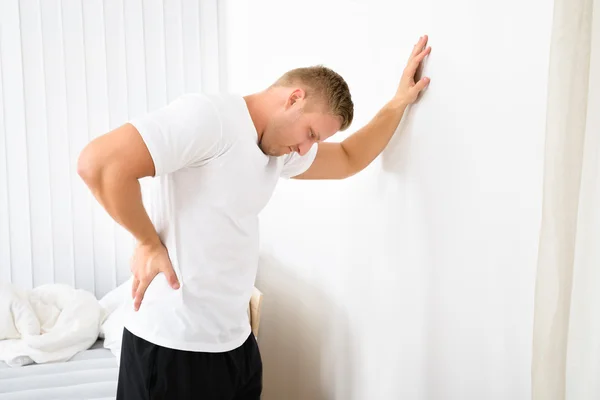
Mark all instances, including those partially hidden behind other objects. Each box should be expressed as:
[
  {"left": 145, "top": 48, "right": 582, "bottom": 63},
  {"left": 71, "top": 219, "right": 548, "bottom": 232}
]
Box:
[
  {"left": 280, "top": 143, "right": 319, "bottom": 179},
  {"left": 128, "top": 94, "right": 223, "bottom": 176}
]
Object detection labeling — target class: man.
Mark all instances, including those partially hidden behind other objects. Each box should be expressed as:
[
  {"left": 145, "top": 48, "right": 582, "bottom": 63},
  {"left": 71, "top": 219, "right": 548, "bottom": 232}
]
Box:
[{"left": 78, "top": 35, "right": 431, "bottom": 399}]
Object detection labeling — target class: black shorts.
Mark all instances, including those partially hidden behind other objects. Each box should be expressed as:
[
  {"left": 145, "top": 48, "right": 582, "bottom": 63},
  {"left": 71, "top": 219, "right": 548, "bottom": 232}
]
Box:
[{"left": 116, "top": 328, "right": 262, "bottom": 400}]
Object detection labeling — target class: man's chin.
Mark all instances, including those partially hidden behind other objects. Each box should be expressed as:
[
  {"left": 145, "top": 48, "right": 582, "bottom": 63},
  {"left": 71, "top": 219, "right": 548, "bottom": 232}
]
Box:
[{"left": 262, "top": 146, "right": 286, "bottom": 157}]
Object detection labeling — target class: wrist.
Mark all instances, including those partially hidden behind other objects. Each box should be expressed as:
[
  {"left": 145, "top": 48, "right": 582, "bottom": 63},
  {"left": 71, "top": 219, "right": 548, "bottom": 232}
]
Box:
[
  {"left": 137, "top": 235, "right": 162, "bottom": 249},
  {"left": 386, "top": 97, "right": 409, "bottom": 113}
]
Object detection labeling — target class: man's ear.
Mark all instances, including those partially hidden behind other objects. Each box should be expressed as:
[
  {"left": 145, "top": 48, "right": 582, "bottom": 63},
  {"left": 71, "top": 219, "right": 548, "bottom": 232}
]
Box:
[{"left": 286, "top": 88, "right": 305, "bottom": 109}]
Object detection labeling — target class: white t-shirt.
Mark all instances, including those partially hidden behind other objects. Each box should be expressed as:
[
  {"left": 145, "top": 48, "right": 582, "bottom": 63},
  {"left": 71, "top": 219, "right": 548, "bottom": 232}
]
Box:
[{"left": 124, "top": 93, "right": 317, "bottom": 352}]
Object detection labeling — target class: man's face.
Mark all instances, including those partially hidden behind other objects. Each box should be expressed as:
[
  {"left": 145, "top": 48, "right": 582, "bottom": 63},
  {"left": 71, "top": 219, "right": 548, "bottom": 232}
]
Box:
[{"left": 259, "top": 90, "right": 341, "bottom": 157}]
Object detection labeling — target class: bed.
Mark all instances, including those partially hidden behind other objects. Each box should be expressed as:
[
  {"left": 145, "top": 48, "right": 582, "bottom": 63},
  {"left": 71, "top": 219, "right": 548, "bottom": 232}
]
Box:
[
  {"left": 0, "top": 340, "right": 117, "bottom": 400},
  {"left": 0, "top": 287, "right": 263, "bottom": 400}
]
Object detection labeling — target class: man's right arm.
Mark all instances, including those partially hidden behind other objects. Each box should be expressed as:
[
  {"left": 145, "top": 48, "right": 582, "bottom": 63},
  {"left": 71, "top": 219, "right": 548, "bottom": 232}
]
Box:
[
  {"left": 77, "top": 94, "right": 223, "bottom": 309},
  {"left": 77, "top": 122, "right": 160, "bottom": 248},
  {"left": 77, "top": 123, "right": 179, "bottom": 310}
]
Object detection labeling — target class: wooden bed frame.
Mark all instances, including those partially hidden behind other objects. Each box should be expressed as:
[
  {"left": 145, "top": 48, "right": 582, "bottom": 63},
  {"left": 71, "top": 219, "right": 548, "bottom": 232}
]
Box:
[{"left": 249, "top": 286, "right": 263, "bottom": 338}]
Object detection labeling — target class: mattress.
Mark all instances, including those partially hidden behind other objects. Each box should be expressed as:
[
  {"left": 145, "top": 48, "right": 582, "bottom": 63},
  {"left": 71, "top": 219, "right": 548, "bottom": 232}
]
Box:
[{"left": 0, "top": 340, "right": 118, "bottom": 400}]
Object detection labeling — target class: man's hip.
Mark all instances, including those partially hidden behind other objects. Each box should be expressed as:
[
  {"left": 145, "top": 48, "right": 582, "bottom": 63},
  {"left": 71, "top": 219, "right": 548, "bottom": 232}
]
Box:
[{"left": 116, "top": 327, "right": 262, "bottom": 400}]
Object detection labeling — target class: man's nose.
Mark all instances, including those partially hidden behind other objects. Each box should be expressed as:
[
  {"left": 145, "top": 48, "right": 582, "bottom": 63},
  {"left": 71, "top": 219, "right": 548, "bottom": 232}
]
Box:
[{"left": 298, "top": 141, "right": 313, "bottom": 156}]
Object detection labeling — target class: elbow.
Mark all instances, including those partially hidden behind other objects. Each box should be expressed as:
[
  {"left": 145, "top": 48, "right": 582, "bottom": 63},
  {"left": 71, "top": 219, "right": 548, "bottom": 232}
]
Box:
[
  {"left": 77, "top": 145, "right": 103, "bottom": 187},
  {"left": 339, "top": 144, "right": 361, "bottom": 180},
  {"left": 340, "top": 166, "right": 359, "bottom": 180},
  {"left": 344, "top": 169, "right": 359, "bottom": 180},
  {"left": 336, "top": 161, "right": 358, "bottom": 180}
]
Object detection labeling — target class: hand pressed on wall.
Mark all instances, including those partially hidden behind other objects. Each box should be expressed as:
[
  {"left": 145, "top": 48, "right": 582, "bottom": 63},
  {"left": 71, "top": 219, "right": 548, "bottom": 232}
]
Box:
[
  {"left": 130, "top": 240, "right": 180, "bottom": 311},
  {"left": 394, "top": 35, "right": 431, "bottom": 106}
]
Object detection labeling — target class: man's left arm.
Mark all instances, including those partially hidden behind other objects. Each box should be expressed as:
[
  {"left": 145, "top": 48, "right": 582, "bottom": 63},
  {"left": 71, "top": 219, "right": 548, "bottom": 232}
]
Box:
[{"left": 294, "top": 35, "right": 431, "bottom": 180}]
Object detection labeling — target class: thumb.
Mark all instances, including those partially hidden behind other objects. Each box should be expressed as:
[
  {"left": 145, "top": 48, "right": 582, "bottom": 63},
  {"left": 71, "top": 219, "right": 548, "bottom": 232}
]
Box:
[
  {"left": 164, "top": 266, "right": 180, "bottom": 289},
  {"left": 413, "top": 77, "right": 430, "bottom": 93}
]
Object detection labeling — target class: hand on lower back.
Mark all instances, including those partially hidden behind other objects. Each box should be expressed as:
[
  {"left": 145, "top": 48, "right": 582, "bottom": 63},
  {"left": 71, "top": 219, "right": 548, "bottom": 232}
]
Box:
[{"left": 130, "top": 240, "right": 180, "bottom": 311}]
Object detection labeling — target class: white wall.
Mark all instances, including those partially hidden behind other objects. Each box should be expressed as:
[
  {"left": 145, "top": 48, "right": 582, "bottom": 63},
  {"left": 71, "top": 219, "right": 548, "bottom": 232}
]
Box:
[
  {"left": 222, "top": 1, "right": 553, "bottom": 399},
  {"left": 0, "top": 0, "right": 221, "bottom": 298}
]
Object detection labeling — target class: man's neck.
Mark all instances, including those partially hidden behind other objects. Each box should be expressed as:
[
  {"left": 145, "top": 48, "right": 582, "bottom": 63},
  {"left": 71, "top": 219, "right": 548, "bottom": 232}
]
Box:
[{"left": 243, "top": 88, "right": 287, "bottom": 143}]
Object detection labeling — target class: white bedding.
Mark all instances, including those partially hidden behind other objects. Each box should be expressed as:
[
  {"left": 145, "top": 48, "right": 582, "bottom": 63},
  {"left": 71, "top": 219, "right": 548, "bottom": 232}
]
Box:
[
  {"left": 0, "top": 281, "right": 127, "bottom": 399},
  {"left": 0, "top": 283, "right": 105, "bottom": 367},
  {"left": 0, "top": 340, "right": 118, "bottom": 400}
]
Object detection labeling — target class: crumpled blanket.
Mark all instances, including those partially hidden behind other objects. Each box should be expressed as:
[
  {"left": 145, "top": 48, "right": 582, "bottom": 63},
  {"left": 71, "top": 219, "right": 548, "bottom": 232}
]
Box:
[{"left": 0, "top": 282, "right": 103, "bottom": 367}]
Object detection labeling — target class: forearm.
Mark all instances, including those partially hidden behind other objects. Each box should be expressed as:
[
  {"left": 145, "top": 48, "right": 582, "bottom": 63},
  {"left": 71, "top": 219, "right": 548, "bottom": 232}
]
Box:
[
  {"left": 340, "top": 100, "right": 408, "bottom": 174},
  {"left": 83, "top": 168, "right": 160, "bottom": 247}
]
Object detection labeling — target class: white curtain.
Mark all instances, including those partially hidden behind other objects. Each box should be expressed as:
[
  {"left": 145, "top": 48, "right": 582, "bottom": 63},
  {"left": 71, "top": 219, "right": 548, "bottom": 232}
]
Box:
[
  {"left": 0, "top": 0, "right": 222, "bottom": 298},
  {"left": 532, "top": 0, "right": 599, "bottom": 398}
]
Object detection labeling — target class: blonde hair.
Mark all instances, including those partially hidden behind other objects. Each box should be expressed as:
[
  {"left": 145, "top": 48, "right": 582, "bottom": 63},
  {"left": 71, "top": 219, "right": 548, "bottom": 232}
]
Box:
[{"left": 271, "top": 65, "right": 354, "bottom": 131}]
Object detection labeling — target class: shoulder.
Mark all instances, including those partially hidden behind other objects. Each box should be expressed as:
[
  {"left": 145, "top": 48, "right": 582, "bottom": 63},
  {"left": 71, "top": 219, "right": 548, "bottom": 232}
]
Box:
[
  {"left": 202, "top": 93, "right": 256, "bottom": 144},
  {"left": 201, "top": 93, "right": 249, "bottom": 123},
  {"left": 169, "top": 93, "right": 222, "bottom": 124}
]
